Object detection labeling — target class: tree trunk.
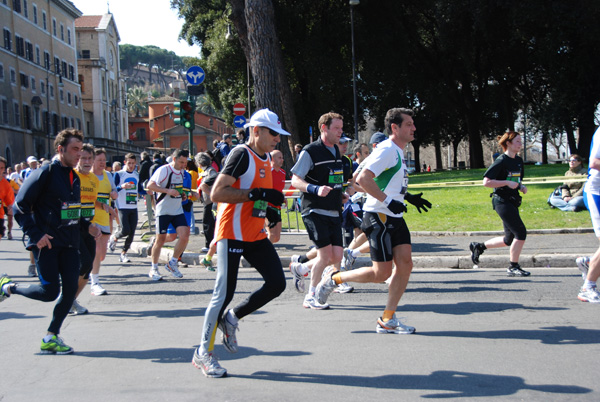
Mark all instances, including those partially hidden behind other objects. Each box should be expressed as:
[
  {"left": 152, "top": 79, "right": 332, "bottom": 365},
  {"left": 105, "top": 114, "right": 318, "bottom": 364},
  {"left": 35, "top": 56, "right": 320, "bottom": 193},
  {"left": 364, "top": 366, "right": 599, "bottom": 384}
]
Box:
[
  {"left": 576, "top": 104, "right": 598, "bottom": 161},
  {"left": 541, "top": 131, "right": 548, "bottom": 164},
  {"left": 434, "top": 140, "right": 443, "bottom": 170},
  {"left": 564, "top": 120, "right": 578, "bottom": 155},
  {"left": 453, "top": 139, "right": 460, "bottom": 168},
  {"left": 466, "top": 113, "right": 484, "bottom": 168}
]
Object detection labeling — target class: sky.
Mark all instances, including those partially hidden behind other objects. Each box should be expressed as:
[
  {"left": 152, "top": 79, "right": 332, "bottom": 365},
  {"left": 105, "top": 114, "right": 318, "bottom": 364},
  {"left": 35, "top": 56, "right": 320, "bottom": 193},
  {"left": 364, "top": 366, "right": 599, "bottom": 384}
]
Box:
[{"left": 71, "top": 0, "right": 202, "bottom": 58}]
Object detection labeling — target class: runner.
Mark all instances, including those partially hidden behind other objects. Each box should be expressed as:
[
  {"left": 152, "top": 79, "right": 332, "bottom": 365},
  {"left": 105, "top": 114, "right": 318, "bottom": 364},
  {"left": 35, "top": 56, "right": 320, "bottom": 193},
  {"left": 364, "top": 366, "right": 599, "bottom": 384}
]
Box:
[
  {"left": 1, "top": 129, "right": 101, "bottom": 354},
  {"left": 0, "top": 157, "right": 15, "bottom": 241},
  {"left": 314, "top": 108, "right": 431, "bottom": 333},
  {"left": 193, "top": 108, "right": 288, "bottom": 378}
]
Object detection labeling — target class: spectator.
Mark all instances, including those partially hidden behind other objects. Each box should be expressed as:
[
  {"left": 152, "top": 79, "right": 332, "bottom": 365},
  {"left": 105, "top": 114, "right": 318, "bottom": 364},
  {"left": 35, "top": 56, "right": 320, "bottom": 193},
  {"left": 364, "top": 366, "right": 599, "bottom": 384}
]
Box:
[
  {"left": 353, "top": 142, "right": 370, "bottom": 171},
  {"left": 369, "top": 131, "right": 387, "bottom": 149},
  {"left": 236, "top": 128, "right": 247, "bottom": 145},
  {"left": 548, "top": 154, "right": 587, "bottom": 212}
]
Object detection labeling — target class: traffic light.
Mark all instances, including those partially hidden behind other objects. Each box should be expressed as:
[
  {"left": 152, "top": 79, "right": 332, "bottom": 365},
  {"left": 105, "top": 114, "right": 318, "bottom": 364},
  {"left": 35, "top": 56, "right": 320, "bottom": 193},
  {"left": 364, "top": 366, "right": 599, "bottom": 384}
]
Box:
[{"left": 174, "top": 100, "right": 195, "bottom": 130}]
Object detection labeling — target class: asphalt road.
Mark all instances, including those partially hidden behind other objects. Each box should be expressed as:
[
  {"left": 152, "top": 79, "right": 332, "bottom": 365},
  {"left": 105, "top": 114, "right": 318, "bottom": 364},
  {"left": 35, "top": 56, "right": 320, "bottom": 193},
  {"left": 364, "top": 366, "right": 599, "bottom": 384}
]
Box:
[{"left": 1, "top": 226, "right": 599, "bottom": 401}]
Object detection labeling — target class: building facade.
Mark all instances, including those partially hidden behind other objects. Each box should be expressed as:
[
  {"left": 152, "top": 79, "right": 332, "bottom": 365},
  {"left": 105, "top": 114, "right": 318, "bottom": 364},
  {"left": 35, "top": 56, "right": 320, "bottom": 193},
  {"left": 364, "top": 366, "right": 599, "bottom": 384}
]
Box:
[{"left": 1, "top": 0, "right": 84, "bottom": 164}]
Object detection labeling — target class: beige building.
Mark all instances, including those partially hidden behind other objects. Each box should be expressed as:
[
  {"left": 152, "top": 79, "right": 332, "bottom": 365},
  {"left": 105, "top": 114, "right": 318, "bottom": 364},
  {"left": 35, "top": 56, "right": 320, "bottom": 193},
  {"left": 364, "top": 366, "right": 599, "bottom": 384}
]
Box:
[
  {"left": 1, "top": 0, "right": 84, "bottom": 163},
  {"left": 75, "top": 13, "right": 137, "bottom": 162}
]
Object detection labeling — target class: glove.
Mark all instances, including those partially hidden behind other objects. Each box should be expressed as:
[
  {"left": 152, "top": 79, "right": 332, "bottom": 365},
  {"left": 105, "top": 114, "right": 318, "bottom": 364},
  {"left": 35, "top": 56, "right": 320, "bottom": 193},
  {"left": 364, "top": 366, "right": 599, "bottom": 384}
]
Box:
[
  {"left": 404, "top": 192, "right": 432, "bottom": 213},
  {"left": 248, "top": 188, "right": 285, "bottom": 206},
  {"left": 266, "top": 206, "right": 279, "bottom": 228},
  {"left": 386, "top": 199, "right": 407, "bottom": 214}
]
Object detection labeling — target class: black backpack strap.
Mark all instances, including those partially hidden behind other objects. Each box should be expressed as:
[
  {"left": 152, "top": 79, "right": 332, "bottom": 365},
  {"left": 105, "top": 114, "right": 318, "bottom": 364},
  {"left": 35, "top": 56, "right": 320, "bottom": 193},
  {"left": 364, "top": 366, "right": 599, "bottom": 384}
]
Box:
[{"left": 155, "top": 172, "right": 173, "bottom": 204}]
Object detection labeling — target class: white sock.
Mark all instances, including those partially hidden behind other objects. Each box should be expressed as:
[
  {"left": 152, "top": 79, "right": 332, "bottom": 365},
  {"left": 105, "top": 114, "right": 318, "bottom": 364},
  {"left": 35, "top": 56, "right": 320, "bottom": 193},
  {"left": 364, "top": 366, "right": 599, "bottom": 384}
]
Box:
[
  {"left": 351, "top": 249, "right": 361, "bottom": 258},
  {"left": 226, "top": 309, "right": 239, "bottom": 325},
  {"left": 90, "top": 274, "right": 99, "bottom": 285},
  {"left": 584, "top": 280, "right": 596, "bottom": 289},
  {"left": 43, "top": 334, "right": 54, "bottom": 342},
  {"left": 169, "top": 257, "right": 177, "bottom": 265},
  {"left": 152, "top": 263, "right": 159, "bottom": 270}
]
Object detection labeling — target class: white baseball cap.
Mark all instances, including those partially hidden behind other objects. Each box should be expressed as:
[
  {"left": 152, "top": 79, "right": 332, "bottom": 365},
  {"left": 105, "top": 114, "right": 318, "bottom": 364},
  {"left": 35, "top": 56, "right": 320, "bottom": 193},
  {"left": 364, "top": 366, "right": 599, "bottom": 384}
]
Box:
[
  {"left": 27, "top": 156, "right": 38, "bottom": 163},
  {"left": 244, "top": 108, "right": 290, "bottom": 136}
]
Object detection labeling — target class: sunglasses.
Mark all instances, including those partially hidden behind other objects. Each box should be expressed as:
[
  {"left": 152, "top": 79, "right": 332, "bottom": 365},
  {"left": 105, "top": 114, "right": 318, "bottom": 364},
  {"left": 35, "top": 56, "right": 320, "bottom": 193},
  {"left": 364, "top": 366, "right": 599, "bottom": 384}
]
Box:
[{"left": 265, "top": 128, "right": 279, "bottom": 137}]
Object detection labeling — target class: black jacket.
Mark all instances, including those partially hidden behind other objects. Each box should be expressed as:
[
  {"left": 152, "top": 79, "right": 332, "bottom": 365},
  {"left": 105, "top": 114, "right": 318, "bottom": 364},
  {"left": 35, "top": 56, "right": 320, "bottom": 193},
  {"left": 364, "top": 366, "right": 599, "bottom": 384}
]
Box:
[{"left": 13, "top": 159, "right": 90, "bottom": 250}]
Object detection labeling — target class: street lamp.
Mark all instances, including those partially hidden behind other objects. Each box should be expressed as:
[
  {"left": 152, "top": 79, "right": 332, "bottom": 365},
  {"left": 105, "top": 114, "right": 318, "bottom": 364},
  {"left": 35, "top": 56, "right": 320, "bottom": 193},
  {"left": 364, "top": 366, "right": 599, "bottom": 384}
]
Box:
[
  {"left": 45, "top": 65, "right": 63, "bottom": 159},
  {"left": 350, "top": 0, "right": 359, "bottom": 141}
]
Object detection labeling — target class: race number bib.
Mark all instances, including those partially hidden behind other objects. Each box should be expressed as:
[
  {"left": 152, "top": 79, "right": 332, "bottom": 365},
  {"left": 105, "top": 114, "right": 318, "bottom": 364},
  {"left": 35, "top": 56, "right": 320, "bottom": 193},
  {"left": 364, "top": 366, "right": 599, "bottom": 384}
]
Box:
[{"left": 61, "top": 202, "right": 81, "bottom": 225}]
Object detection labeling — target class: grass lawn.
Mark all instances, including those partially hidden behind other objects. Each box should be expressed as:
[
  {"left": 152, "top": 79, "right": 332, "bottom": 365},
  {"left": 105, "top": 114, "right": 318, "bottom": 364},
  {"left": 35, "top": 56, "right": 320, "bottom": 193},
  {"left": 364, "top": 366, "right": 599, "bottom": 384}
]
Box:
[{"left": 281, "top": 163, "right": 592, "bottom": 232}]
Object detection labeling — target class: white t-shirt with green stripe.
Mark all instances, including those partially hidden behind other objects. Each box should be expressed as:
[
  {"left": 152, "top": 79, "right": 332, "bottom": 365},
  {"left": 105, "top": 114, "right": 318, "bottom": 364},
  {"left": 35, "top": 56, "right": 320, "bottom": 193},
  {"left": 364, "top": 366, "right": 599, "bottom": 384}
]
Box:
[{"left": 361, "top": 138, "right": 408, "bottom": 217}]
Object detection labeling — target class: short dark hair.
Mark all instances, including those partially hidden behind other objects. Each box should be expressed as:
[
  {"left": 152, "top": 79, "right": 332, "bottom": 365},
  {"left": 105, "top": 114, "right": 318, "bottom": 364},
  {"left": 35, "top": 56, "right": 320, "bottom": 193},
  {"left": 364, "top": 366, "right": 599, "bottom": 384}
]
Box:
[
  {"left": 384, "top": 108, "right": 414, "bottom": 134},
  {"left": 95, "top": 147, "right": 107, "bottom": 157},
  {"left": 124, "top": 152, "right": 136, "bottom": 161},
  {"left": 318, "top": 112, "right": 343, "bottom": 131},
  {"left": 153, "top": 152, "right": 162, "bottom": 160},
  {"left": 81, "top": 143, "right": 95, "bottom": 155},
  {"left": 172, "top": 149, "right": 189, "bottom": 159},
  {"left": 0, "top": 156, "right": 7, "bottom": 168},
  {"left": 354, "top": 143, "right": 368, "bottom": 155},
  {"left": 54, "top": 129, "right": 84, "bottom": 153}
]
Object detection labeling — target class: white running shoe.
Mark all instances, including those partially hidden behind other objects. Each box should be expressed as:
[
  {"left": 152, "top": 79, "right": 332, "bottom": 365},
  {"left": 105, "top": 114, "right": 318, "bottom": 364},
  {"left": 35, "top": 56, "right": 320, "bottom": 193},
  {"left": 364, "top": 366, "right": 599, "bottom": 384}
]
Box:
[
  {"left": 376, "top": 314, "right": 416, "bottom": 334},
  {"left": 119, "top": 253, "right": 130, "bottom": 263},
  {"left": 302, "top": 294, "right": 329, "bottom": 310},
  {"left": 578, "top": 286, "right": 600, "bottom": 303},
  {"left": 315, "top": 268, "right": 337, "bottom": 305},
  {"left": 334, "top": 282, "right": 354, "bottom": 294},
  {"left": 90, "top": 283, "right": 107, "bottom": 296},
  {"left": 289, "top": 262, "right": 307, "bottom": 293},
  {"left": 27, "top": 264, "right": 37, "bottom": 277},
  {"left": 341, "top": 248, "right": 356, "bottom": 270},
  {"left": 165, "top": 260, "right": 183, "bottom": 278},
  {"left": 69, "top": 299, "right": 88, "bottom": 315},
  {"left": 107, "top": 236, "right": 116, "bottom": 252},
  {"left": 148, "top": 268, "right": 163, "bottom": 281},
  {"left": 192, "top": 350, "right": 227, "bottom": 378},
  {"left": 219, "top": 311, "right": 239, "bottom": 353},
  {"left": 576, "top": 256, "right": 590, "bottom": 279}
]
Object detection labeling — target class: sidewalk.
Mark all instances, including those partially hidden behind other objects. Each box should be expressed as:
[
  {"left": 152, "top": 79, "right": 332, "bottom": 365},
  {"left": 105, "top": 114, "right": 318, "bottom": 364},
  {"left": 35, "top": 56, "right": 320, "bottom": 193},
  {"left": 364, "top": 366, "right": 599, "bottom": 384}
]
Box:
[{"left": 129, "top": 205, "right": 598, "bottom": 270}]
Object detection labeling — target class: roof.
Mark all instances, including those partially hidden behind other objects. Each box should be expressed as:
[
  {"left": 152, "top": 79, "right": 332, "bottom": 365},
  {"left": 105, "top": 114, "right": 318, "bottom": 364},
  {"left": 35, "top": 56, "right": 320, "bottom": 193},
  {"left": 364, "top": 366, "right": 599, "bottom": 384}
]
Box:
[{"left": 74, "top": 15, "right": 103, "bottom": 28}]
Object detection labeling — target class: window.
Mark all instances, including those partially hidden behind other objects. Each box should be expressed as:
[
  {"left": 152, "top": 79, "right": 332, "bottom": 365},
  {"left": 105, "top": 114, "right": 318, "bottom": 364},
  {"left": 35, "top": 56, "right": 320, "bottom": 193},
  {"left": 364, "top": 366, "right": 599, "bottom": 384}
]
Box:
[
  {"left": 0, "top": 64, "right": 4, "bottom": 81},
  {"left": 61, "top": 61, "right": 67, "bottom": 78},
  {"left": 13, "top": 102, "right": 20, "bottom": 128},
  {"left": 70, "top": 117, "right": 74, "bottom": 128},
  {"left": 42, "top": 11, "right": 46, "bottom": 30},
  {"left": 40, "top": 80, "right": 45, "bottom": 95},
  {"left": 23, "top": 104, "right": 31, "bottom": 130},
  {"left": 19, "top": 73, "right": 29, "bottom": 88},
  {"left": 25, "top": 41, "right": 33, "bottom": 61},
  {"left": 76, "top": 118, "right": 81, "bottom": 130},
  {"left": 81, "top": 50, "right": 90, "bottom": 59},
  {"left": 68, "top": 64, "right": 74, "bottom": 81},
  {"left": 74, "top": 95, "right": 78, "bottom": 107},
  {"left": 1, "top": 99, "right": 8, "bottom": 124},
  {"left": 33, "top": 4, "right": 37, "bottom": 24},
  {"left": 4, "top": 29, "right": 12, "bottom": 51},
  {"left": 67, "top": 28, "right": 71, "bottom": 45},
  {"left": 59, "top": 88, "right": 63, "bottom": 102},
  {"left": 60, "top": 24, "right": 64, "bottom": 41},
  {"left": 67, "top": 91, "right": 71, "bottom": 104},
  {"left": 35, "top": 46, "right": 40, "bottom": 64},
  {"left": 9, "top": 68, "right": 16, "bottom": 85},
  {"left": 52, "top": 19, "right": 56, "bottom": 36},
  {"left": 49, "top": 83, "right": 53, "bottom": 98},
  {"left": 23, "top": 0, "right": 28, "bottom": 18},
  {"left": 44, "top": 51, "right": 50, "bottom": 69},
  {"left": 15, "top": 35, "right": 24, "bottom": 57},
  {"left": 30, "top": 76, "right": 35, "bottom": 91},
  {"left": 13, "top": 0, "right": 21, "bottom": 14},
  {"left": 54, "top": 56, "right": 59, "bottom": 73}
]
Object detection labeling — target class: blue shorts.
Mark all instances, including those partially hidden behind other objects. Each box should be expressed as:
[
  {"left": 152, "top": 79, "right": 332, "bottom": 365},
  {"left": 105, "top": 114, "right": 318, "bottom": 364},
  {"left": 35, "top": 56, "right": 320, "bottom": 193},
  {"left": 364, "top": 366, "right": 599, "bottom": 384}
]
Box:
[
  {"left": 156, "top": 213, "right": 188, "bottom": 235},
  {"left": 167, "top": 211, "right": 192, "bottom": 234}
]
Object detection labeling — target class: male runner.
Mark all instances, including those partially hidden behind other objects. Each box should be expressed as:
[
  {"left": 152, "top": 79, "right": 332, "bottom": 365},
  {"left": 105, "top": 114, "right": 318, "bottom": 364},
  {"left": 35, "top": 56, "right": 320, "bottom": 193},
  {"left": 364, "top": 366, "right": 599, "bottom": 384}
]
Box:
[
  {"left": 193, "top": 108, "right": 288, "bottom": 378},
  {"left": 315, "top": 108, "right": 431, "bottom": 333},
  {"left": 266, "top": 149, "right": 286, "bottom": 243}
]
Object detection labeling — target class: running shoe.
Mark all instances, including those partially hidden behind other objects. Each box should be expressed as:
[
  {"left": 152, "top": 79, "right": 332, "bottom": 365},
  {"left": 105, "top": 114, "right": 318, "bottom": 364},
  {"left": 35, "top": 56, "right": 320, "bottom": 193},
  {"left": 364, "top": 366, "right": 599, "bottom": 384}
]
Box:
[
  {"left": 507, "top": 266, "right": 531, "bottom": 277},
  {"left": 302, "top": 294, "right": 329, "bottom": 310},
  {"left": 342, "top": 248, "right": 356, "bottom": 270},
  {"left": 0, "top": 275, "right": 13, "bottom": 302},
  {"left": 6, "top": 232, "right": 12, "bottom": 240},
  {"left": 165, "top": 260, "right": 183, "bottom": 278},
  {"left": 201, "top": 247, "right": 209, "bottom": 253},
  {"left": 578, "top": 286, "right": 600, "bottom": 303},
  {"left": 147, "top": 236, "right": 156, "bottom": 257},
  {"left": 315, "top": 269, "right": 338, "bottom": 305},
  {"left": 90, "top": 283, "right": 107, "bottom": 296},
  {"left": 107, "top": 236, "right": 117, "bottom": 252},
  {"left": 27, "top": 264, "right": 37, "bottom": 277},
  {"left": 192, "top": 350, "right": 227, "bottom": 378},
  {"left": 119, "top": 253, "right": 130, "bottom": 263},
  {"left": 291, "top": 254, "right": 301, "bottom": 264},
  {"left": 178, "top": 259, "right": 188, "bottom": 268},
  {"left": 40, "top": 335, "right": 73, "bottom": 354},
  {"left": 218, "top": 312, "right": 239, "bottom": 353},
  {"left": 469, "top": 242, "right": 484, "bottom": 264},
  {"left": 69, "top": 299, "right": 88, "bottom": 315},
  {"left": 148, "top": 268, "right": 163, "bottom": 281},
  {"left": 576, "top": 256, "right": 590, "bottom": 279},
  {"left": 289, "top": 262, "right": 306, "bottom": 293},
  {"left": 201, "top": 257, "right": 215, "bottom": 272},
  {"left": 376, "top": 314, "right": 416, "bottom": 334},
  {"left": 334, "top": 282, "right": 354, "bottom": 294}
]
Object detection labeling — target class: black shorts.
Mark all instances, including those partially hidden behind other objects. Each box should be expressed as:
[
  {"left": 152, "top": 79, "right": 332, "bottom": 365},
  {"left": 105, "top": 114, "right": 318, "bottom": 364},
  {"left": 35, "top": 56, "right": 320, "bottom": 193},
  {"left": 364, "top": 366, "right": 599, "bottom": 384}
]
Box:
[
  {"left": 156, "top": 213, "right": 188, "bottom": 234},
  {"left": 361, "top": 212, "right": 411, "bottom": 262},
  {"left": 0, "top": 218, "right": 4, "bottom": 237},
  {"left": 79, "top": 232, "right": 97, "bottom": 279},
  {"left": 302, "top": 213, "right": 343, "bottom": 249}
]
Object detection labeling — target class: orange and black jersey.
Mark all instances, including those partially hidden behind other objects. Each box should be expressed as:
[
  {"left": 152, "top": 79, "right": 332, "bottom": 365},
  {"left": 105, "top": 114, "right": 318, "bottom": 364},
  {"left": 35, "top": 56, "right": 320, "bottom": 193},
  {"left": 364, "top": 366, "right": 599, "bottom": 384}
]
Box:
[{"left": 215, "top": 144, "right": 273, "bottom": 243}]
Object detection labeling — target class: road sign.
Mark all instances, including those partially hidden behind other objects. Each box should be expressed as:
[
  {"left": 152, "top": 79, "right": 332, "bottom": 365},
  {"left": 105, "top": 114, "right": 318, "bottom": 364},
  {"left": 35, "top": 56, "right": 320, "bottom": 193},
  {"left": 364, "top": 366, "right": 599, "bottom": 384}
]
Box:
[
  {"left": 186, "top": 66, "right": 205, "bottom": 85},
  {"left": 233, "top": 115, "right": 247, "bottom": 128},
  {"left": 233, "top": 103, "right": 246, "bottom": 116}
]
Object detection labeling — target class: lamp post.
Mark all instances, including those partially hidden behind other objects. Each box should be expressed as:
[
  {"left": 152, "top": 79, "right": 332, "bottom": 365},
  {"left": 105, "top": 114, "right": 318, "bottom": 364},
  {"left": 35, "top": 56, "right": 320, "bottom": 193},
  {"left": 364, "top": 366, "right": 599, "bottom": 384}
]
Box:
[{"left": 350, "top": 0, "right": 360, "bottom": 141}]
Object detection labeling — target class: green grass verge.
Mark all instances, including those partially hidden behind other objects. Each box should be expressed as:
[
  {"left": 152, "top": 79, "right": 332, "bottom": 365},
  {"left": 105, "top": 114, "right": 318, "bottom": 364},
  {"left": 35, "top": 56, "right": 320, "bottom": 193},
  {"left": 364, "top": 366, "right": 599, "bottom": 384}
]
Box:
[{"left": 280, "top": 163, "right": 592, "bottom": 232}]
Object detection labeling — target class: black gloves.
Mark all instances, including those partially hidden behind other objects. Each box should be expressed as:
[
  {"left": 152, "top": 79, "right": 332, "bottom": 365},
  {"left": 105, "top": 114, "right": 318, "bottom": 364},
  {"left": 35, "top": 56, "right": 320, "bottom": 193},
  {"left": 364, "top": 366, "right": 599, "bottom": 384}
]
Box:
[
  {"left": 387, "top": 199, "right": 407, "bottom": 214},
  {"left": 248, "top": 188, "right": 285, "bottom": 206},
  {"left": 405, "top": 192, "right": 432, "bottom": 213}
]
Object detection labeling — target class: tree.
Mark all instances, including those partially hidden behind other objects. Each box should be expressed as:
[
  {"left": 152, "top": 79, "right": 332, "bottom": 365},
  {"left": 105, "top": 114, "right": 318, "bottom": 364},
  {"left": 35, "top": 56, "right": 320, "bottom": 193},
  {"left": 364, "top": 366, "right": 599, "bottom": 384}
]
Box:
[{"left": 127, "top": 87, "right": 148, "bottom": 117}]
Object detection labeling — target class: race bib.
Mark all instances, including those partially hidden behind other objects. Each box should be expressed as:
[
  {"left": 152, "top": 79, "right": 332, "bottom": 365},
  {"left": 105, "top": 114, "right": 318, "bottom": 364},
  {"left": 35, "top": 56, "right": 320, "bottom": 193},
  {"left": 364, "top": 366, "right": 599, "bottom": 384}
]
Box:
[
  {"left": 126, "top": 192, "right": 137, "bottom": 205},
  {"left": 329, "top": 168, "right": 344, "bottom": 189},
  {"left": 97, "top": 193, "right": 110, "bottom": 205},
  {"left": 81, "top": 202, "right": 95, "bottom": 220},
  {"left": 61, "top": 201, "right": 81, "bottom": 225},
  {"left": 252, "top": 200, "right": 267, "bottom": 218}
]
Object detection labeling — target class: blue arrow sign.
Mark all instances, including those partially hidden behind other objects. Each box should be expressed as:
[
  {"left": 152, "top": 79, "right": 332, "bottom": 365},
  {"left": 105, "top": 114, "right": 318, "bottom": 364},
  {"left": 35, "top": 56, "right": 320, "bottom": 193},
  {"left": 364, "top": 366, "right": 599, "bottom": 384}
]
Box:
[
  {"left": 186, "top": 66, "right": 205, "bottom": 85},
  {"left": 233, "top": 115, "right": 247, "bottom": 128}
]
